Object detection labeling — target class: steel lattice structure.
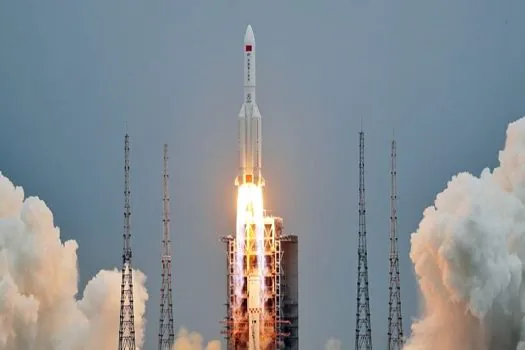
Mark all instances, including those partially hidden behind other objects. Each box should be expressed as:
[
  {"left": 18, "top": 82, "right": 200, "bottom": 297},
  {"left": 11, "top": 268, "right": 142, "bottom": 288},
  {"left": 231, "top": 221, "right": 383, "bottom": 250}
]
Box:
[
  {"left": 355, "top": 130, "right": 372, "bottom": 350},
  {"left": 118, "top": 133, "right": 136, "bottom": 350},
  {"left": 222, "top": 217, "right": 296, "bottom": 349},
  {"left": 387, "top": 138, "right": 404, "bottom": 350},
  {"left": 159, "top": 144, "right": 175, "bottom": 350}
]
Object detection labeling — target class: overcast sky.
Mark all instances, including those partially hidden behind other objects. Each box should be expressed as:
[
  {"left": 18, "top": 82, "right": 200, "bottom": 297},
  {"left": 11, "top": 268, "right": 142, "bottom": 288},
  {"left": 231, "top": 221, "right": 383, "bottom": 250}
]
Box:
[{"left": 1, "top": 1, "right": 525, "bottom": 349}]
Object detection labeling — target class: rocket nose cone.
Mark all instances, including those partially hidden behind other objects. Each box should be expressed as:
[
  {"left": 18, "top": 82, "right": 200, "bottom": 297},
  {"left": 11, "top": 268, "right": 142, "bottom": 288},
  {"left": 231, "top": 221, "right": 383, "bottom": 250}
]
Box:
[{"left": 245, "top": 25, "right": 255, "bottom": 45}]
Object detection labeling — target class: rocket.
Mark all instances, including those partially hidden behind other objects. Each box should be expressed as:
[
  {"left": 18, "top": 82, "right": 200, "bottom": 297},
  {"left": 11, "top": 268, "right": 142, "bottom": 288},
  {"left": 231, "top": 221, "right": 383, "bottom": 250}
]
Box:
[
  {"left": 236, "top": 25, "right": 264, "bottom": 187},
  {"left": 237, "top": 24, "right": 264, "bottom": 350}
]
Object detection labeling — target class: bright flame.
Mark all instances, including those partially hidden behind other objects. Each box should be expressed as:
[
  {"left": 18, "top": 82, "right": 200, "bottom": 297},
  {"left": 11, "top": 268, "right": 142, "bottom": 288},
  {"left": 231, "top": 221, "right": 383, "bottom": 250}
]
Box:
[{"left": 235, "top": 183, "right": 266, "bottom": 309}]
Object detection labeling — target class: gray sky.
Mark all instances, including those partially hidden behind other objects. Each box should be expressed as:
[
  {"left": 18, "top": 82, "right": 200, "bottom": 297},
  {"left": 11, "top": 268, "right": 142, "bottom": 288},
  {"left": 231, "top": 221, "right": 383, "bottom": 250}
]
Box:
[{"left": 1, "top": 1, "right": 525, "bottom": 349}]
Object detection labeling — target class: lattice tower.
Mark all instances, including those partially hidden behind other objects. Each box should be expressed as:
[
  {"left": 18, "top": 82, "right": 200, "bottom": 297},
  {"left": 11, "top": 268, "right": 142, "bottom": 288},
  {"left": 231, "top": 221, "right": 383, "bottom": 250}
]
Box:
[
  {"left": 355, "top": 130, "right": 372, "bottom": 350},
  {"left": 387, "top": 138, "right": 404, "bottom": 350},
  {"left": 118, "top": 133, "right": 136, "bottom": 350},
  {"left": 159, "top": 144, "right": 175, "bottom": 350}
]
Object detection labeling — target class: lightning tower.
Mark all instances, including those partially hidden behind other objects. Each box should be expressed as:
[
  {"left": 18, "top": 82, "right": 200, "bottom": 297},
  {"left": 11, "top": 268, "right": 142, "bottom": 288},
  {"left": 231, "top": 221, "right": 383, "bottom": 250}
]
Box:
[
  {"left": 159, "top": 144, "right": 175, "bottom": 350},
  {"left": 355, "top": 130, "right": 372, "bottom": 350},
  {"left": 118, "top": 133, "right": 136, "bottom": 350},
  {"left": 387, "top": 138, "right": 403, "bottom": 350}
]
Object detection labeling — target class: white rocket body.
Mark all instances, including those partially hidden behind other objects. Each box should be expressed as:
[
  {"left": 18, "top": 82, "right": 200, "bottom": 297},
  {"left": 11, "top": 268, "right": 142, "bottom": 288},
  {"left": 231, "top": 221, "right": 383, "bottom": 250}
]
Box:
[
  {"left": 236, "top": 25, "right": 264, "bottom": 187},
  {"left": 247, "top": 275, "right": 262, "bottom": 350},
  {"left": 236, "top": 25, "right": 265, "bottom": 350}
]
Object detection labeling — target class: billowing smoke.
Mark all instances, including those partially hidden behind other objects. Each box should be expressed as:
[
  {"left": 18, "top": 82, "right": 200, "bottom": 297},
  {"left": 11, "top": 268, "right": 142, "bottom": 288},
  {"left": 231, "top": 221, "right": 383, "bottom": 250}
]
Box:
[
  {"left": 0, "top": 171, "right": 149, "bottom": 350},
  {"left": 324, "top": 337, "right": 342, "bottom": 350},
  {"left": 171, "top": 328, "right": 342, "bottom": 350},
  {"left": 173, "top": 327, "right": 221, "bottom": 350},
  {"left": 404, "top": 116, "right": 525, "bottom": 350}
]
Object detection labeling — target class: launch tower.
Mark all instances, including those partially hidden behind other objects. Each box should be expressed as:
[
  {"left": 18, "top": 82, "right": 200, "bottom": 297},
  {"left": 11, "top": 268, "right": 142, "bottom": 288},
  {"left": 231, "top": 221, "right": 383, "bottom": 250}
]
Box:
[{"left": 222, "top": 217, "right": 298, "bottom": 349}]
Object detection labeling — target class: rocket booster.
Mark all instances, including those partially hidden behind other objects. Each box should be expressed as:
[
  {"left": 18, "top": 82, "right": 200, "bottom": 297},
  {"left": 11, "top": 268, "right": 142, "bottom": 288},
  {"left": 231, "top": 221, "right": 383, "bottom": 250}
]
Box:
[
  {"left": 247, "top": 275, "right": 262, "bottom": 350},
  {"left": 236, "top": 25, "right": 264, "bottom": 187}
]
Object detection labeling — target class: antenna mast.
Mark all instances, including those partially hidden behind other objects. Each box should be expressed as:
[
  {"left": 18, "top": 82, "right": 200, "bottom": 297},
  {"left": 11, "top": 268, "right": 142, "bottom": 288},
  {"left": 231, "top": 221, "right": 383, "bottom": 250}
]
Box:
[
  {"left": 355, "top": 130, "right": 373, "bottom": 350},
  {"left": 387, "top": 138, "right": 404, "bottom": 350},
  {"left": 118, "top": 133, "right": 137, "bottom": 350},
  {"left": 159, "top": 144, "right": 175, "bottom": 349}
]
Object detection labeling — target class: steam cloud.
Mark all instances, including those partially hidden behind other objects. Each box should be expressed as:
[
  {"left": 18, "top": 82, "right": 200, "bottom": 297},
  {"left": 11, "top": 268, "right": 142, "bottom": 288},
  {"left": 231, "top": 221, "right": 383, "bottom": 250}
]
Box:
[
  {"left": 404, "top": 116, "right": 525, "bottom": 349},
  {"left": 173, "top": 327, "right": 221, "bottom": 350},
  {"left": 324, "top": 338, "right": 342, "bottom": 350},
  {"left": 172, "top": 328, "right": 342, "bottom": 350},
  {"left": 0, "top": 171, "right": 149, "bottom": 350}
]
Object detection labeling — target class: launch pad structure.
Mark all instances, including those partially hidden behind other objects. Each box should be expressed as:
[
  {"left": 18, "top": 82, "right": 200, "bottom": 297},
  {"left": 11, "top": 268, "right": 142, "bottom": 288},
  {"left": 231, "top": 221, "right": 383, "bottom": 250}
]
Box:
[{"left": 221, "top": 215, "right": 298, "bottom": 349}]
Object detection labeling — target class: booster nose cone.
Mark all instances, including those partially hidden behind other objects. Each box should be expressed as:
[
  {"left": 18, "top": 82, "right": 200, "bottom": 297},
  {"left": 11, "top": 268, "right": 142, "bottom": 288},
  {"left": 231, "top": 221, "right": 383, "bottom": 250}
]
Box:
[{"left": 244, "top": 25, "right": 255, "bottom": 46}]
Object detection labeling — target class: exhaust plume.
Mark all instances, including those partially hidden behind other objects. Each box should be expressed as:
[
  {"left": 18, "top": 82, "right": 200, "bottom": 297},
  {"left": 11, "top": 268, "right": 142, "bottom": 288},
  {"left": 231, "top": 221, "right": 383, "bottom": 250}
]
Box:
[
  {"left": 0, "top": 171, "right": 149, "bottom": 350},
  {"left": 173, "top": 327, "right": 221, "bottom": 350},
  {"left": 404, "top": 116, "right": 525, "bottom": 350},
  {"left": 324, "top": 338, "right": 342, "bottom": 350}
]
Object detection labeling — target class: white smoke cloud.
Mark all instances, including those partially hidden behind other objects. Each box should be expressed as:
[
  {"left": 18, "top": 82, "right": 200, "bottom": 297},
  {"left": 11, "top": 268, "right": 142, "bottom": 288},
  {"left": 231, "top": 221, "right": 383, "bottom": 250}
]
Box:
[
  {"left": 324, "top": 337, "right": 342, "bottom": 350},
  {"left": 171, "top": 328, "right": 343, "bottom": 350},
  {"left": 0, "top": 171, "right": 149, "bottom": 350},
  {"left": 173, "top": 327, "right": 221, "bottom": 350},
  {"left": 404, "top": 116, "right": 525, "bottom": 350}
]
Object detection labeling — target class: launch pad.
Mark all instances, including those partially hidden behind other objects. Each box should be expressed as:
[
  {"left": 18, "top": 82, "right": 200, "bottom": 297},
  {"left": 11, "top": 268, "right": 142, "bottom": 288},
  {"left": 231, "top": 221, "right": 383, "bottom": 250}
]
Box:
[{"left": 221, "top": 217, "right": 298, "bottom": 349}]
